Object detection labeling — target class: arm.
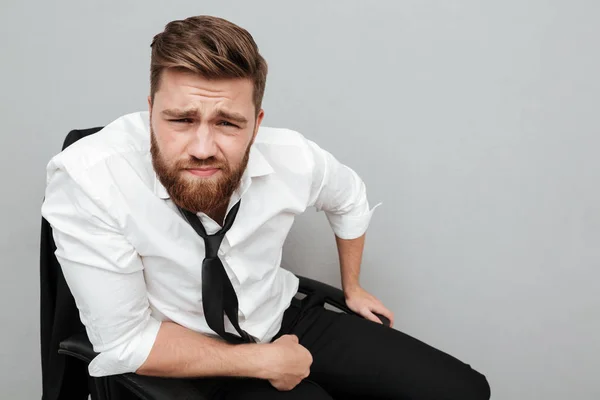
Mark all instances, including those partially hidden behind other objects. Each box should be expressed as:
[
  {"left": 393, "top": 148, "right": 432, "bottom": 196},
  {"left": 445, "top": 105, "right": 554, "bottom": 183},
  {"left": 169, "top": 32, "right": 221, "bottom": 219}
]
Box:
[
  {"left": 305, "top": 139, "right": 393, "bottom": 326},
  {"left": 136, "top": 321, "right": 264, "bottom": 378},
  {"left": 43, "top": 168, "right": 160, "bottom": 377},
  {"left": 335, "top": 233, "right": 393, "bottom": 326},
  {"left": 138, "top": 322, "right": 312, "bottom": 391},
  {"left": 335, "top": 233, "right": 366, "bottom": 295}
]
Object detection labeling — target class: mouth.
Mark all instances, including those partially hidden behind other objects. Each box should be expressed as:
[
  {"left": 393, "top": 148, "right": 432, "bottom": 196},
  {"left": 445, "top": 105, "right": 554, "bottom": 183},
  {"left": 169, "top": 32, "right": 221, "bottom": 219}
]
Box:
[{"left": 185, "top": 167, "right": 220, "bottom": 177}]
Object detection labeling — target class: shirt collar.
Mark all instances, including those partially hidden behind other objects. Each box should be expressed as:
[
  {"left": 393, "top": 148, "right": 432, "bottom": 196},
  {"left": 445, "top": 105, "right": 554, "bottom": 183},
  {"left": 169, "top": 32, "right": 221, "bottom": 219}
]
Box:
[{"left": 153, "top": 144, "right": 274, "bottom": 200}]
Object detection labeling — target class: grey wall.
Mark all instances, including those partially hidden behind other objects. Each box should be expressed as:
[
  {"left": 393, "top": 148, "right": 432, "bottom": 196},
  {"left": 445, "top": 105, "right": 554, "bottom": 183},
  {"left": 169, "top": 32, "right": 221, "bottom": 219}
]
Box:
[{"left": 1, "top": 1, "right": 599, "bottom": 399}]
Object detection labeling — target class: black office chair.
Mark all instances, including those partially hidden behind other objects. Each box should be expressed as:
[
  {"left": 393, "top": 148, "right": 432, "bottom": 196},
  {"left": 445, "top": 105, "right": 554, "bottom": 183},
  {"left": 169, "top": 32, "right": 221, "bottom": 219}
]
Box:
[{"left": 40, "top": 127, "right": 390, "bottom": 400}]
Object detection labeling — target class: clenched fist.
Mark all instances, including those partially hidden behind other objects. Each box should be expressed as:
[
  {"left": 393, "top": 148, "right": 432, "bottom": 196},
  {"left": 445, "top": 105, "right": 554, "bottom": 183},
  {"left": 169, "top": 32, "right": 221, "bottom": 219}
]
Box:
[{"left": 261, "top": 334, "right": 313, "bottom": 391}]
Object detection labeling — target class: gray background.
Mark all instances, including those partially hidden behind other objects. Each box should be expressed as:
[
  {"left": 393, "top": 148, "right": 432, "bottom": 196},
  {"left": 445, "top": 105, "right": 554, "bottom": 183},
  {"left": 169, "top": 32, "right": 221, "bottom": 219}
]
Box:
[{"left": 1, "top": 1, "right": 599, "bottom": 399}]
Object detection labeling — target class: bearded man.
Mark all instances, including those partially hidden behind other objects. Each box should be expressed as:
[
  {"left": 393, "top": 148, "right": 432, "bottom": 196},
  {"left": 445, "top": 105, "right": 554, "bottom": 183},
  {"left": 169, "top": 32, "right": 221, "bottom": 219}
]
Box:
[{"left": 42, "top": 15, "right": 490, "bottom": 400}]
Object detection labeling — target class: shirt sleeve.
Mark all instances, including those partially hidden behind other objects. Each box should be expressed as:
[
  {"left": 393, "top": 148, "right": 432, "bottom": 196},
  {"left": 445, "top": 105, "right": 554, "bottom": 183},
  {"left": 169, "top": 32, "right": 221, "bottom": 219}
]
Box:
[
  {"left": 41, "top": 165, "right": 161, "bottom": 377},
  {"left": 305, "top": 139, "right": 381, "bottom": 239}
]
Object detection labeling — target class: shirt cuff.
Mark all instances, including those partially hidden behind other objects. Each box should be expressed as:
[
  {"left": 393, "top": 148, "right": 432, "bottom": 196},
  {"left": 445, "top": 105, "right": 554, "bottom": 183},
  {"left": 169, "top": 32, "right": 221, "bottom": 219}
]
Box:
[
  {"left": 325, "top": 202, "right": 382, "bottom": 239},
  {"left": 88, "top": 317, "right": 161, "bottom": 377}
]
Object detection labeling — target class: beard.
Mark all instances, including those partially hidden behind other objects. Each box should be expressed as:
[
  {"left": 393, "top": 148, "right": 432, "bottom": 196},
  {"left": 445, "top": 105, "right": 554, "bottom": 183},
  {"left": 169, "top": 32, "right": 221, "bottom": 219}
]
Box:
[{"left": 150, "top": 126, "right": 251, "bottom": 214}]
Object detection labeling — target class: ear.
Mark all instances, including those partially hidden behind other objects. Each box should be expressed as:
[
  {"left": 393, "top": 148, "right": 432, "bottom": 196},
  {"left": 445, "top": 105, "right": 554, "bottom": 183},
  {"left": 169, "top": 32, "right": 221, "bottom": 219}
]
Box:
[
  {"left": 253, "top": 109, "right": 265, "bottom": 141},
  {"left": 147, "top": 95, "right": 153, "bottom": 116}
]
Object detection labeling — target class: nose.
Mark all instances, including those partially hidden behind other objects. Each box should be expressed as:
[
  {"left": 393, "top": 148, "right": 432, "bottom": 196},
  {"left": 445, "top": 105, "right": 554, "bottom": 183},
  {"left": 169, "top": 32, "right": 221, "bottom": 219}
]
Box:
[{"left": 187, "top": 123, "right": 218, "bottom": 160}]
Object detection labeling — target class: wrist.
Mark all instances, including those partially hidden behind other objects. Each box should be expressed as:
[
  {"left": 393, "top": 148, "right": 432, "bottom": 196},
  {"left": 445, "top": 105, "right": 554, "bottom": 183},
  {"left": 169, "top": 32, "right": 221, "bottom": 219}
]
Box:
[
  {"left": 344, "top": 285, "right": 361, "bottom": 299},
  {"left": 238, "top": 343, "right": 274, "bottom": 380},
  {"left": 343, "top": 282, "right": 361, "bottom": 298}
]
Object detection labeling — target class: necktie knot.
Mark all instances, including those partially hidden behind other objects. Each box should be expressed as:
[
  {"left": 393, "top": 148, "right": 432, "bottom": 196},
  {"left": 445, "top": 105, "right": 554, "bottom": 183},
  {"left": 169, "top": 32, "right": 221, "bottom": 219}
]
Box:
[
  {"left": 179, "top": 202, "right": 241, "bottom": 257},
  {"left": 203, "top": 233, "right": 225, "bottom": 258}
]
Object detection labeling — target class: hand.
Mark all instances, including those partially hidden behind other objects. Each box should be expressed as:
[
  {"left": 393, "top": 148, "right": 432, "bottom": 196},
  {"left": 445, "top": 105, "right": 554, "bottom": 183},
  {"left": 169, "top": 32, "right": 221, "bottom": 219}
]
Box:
[
  {"left": 344, "top": 285, "right": 394, "bottom": 327},
  {"left": 261, "top": 334, "right": 313, "bottom": 391}
]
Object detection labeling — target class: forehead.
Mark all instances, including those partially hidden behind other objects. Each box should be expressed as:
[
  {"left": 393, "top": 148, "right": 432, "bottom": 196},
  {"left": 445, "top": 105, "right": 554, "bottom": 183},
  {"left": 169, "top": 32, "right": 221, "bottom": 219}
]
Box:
[{"left": 155, "top": 69, "right": 254, "bottom": 113}]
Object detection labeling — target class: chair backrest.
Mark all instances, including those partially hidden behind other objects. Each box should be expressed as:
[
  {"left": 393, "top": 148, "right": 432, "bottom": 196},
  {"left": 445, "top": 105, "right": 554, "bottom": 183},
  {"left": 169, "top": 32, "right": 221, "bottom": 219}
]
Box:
[
  {"left": 61, "top": 126, "right": 104, "bottom": 150},
  {"left": 40, "top": 127, "right": 104, "bottom": 400}
]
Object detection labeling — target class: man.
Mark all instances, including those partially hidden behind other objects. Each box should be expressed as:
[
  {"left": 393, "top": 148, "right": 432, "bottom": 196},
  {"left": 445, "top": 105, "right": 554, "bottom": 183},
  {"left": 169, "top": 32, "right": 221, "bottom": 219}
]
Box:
[{"left": 42, "top": 15, "right": 490, "bottom": 399}]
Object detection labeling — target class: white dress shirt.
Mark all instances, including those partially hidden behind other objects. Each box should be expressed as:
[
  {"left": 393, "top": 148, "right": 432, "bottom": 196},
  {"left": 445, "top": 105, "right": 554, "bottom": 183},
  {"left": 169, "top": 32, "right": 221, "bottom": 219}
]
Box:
[{"left": 41, "top": 111, "right": 379, "bottom": 377}]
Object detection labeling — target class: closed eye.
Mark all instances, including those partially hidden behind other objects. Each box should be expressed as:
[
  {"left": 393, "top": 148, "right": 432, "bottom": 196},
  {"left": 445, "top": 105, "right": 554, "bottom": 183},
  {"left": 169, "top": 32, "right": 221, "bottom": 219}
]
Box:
[
  {"left": 217, "top": 121, "right": 239, "bottom": 128},
  {"left": 169, "top": 118, "right": 194, "bottom": 124}
]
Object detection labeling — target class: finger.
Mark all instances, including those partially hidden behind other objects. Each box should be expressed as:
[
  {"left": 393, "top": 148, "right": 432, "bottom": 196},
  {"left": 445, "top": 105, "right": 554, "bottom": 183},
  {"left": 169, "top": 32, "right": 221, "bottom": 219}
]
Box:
[
  {"left": 372, "top": 312, "right": 392, "bottom": 327},
  {"left": 370, "top": 305, "right": 394, "bottom": 327},
  {"left": 362, "top": 309, "right": 384, "bottom": 324}
]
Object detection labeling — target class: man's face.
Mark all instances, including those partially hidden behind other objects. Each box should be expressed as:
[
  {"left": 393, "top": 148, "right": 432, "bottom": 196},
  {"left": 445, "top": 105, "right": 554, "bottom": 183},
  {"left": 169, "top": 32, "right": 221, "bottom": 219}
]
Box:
[{"left": 149, "top": 69, "right": 264, "bottom": 214}]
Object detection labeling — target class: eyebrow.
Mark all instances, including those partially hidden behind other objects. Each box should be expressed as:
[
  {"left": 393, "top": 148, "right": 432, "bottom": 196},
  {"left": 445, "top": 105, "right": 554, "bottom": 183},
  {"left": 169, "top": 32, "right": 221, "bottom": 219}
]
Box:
[
  {"left": 215, "top": 109, "right": 248, "bottom": 125},
  {"left": 161, "top": 108, "right": 198, "bottom": 119},
  {"left": 161, "top": 108, "right": 249, "bottom": 125}
]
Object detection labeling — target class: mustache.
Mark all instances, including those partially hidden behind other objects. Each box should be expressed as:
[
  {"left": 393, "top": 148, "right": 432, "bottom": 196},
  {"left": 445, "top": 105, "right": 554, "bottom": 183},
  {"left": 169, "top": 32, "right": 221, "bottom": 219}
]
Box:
[{"left": 176, "top": 157, "right": 228, "bottom": 170}]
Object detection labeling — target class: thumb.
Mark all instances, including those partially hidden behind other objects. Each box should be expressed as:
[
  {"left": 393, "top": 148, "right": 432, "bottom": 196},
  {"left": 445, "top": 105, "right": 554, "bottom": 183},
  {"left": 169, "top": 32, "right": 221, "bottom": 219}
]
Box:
[{"left": 286, "top": 334, "right": 299, "bottom": 343}]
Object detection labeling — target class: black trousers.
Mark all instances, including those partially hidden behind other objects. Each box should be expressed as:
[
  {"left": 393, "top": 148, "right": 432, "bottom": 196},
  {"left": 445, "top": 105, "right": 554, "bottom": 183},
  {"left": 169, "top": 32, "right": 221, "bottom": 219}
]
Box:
[{"left": 201, "top": 296, "right": 491, "bottom": 400}]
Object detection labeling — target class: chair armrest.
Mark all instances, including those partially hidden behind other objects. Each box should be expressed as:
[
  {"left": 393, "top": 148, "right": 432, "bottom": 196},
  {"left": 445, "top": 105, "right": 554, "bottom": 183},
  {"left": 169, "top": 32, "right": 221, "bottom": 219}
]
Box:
[
  {"left": 296, "top": 275, "right": 391, "bottom": 327},
  {"left": 297, "top": 275, "right": 352, "bottom": 313},
  {"left": 59, "top": 333, "right": 211, "bottom": 400}
]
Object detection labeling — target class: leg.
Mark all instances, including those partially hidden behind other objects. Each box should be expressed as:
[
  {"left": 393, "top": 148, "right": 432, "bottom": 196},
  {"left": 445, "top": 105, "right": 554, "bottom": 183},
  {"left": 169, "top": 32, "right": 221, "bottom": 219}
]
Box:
[
  {"left": 287, "top": 305, "right": 491, "bottom": 400},
  {"left": 210, "top": 377, "right": 334, "bottom": 400}
]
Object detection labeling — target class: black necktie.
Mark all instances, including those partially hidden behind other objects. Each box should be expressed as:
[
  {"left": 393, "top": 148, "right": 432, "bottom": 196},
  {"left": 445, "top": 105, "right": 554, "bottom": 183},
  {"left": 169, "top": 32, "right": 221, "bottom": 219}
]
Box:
[{"left": 178, "top": 201, "right": 255, "bottom": 344}]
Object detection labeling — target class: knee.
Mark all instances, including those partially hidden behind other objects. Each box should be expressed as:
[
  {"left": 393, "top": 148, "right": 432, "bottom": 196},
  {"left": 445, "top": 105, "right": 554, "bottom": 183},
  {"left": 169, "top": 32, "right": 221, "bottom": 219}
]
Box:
[{"left": 463, "top": 369, "right": 491, "bottom": 400}]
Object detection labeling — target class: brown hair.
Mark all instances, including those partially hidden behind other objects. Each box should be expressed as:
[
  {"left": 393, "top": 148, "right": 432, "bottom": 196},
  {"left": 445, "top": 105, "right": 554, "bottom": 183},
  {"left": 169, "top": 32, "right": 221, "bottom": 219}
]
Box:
[{"left": 150, "top": 16, "right": 268, "bottom": 113}]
